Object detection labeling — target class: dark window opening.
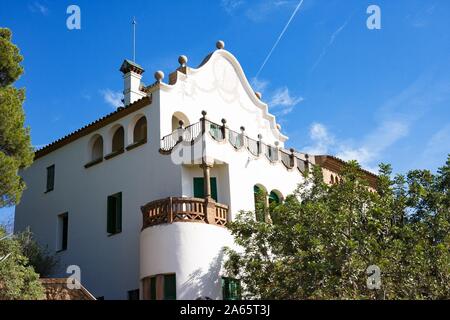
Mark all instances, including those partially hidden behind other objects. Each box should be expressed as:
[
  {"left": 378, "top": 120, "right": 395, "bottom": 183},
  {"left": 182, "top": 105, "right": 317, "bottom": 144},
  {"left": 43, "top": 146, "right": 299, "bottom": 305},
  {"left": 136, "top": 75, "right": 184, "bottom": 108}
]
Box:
[
  {"left": 46, "top": 165, "right": 55, "bottom": 192},
  {"left": 57, "top": 212, "right": 68, "bottom": 251},
  {"left": 107, "top": 192, "right": 122, "bottom": 235}
]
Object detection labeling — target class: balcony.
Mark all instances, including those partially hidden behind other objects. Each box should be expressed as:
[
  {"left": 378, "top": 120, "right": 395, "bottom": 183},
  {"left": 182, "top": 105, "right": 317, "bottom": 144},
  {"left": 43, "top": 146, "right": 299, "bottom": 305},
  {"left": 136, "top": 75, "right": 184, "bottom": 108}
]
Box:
[
  {"left": 159, "top": 111, "right": 310, "bottom": 173},
  {"left": 141, "top": 197, "right": 229, "bottom": 229}
]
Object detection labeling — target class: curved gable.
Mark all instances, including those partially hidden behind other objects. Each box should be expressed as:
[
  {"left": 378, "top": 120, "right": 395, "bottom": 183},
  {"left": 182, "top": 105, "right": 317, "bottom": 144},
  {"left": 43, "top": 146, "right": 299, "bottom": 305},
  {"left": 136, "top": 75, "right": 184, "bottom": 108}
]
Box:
[{"left": 162, "top": 49, "right": 288, "bottom": 143}]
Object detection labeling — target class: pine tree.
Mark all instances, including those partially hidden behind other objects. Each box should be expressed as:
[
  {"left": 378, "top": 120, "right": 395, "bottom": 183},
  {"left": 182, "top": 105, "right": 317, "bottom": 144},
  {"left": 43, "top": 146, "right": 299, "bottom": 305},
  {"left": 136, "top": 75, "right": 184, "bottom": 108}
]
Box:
[{"left": 0, "top": 27, "right": 33, "bottom": 208}]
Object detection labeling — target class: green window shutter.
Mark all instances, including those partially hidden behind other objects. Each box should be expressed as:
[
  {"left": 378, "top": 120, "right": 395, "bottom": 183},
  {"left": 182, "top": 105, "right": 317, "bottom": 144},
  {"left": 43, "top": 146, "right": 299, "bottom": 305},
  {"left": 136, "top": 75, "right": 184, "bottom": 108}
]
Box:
[
  {"left": 231, "top": 279, "right": 241, "bottom": 300},
  {"left": 193, "top": 178, "right": 204, "bottom": 198},
  {"left": 222, "top": 277, "right": 230, "bottom": 300},
  {"left": 46, "top": 165, "right": 55, "bottom": 191},
  {"left": 193, "top": 177, "right": 218, "bottom": 201},
  {"left": 107, "top": 195, "right": 116, "bottom": 234},
  {"left": 149, "top": 276, "right": 156, "bottom": 300},
  {"left": 164, "top": 274, "right": 176, "bottom": 300},
  {"left": 210, "top": 177, "right": 217, "bottom": 202},
  {"left": 115, "top": 193, "right": 122, "bottom": 233},
  {"left": 107, "top": 193, "right": 122, "bottom": 234},
  {"left": 222, "top": 277, "right": 241, "bottom": 300}
]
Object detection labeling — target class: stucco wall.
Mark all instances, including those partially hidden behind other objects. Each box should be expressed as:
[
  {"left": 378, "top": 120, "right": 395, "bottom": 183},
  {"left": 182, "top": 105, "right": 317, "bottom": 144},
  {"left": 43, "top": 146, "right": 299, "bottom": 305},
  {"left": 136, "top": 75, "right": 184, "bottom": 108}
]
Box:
[
  {"left": 140, "top": 223, "right": 235, "bottom": 300},
  {"left": 15, "top": 49, "right": 307, "bottom": 299}
]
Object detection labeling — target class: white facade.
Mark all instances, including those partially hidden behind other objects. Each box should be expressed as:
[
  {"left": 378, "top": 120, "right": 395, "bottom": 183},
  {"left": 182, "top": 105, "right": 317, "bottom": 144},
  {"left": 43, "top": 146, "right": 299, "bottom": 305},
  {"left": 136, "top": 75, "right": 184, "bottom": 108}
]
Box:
[{"left": 14, "top": 43, "right": 313, "bottom": 300}]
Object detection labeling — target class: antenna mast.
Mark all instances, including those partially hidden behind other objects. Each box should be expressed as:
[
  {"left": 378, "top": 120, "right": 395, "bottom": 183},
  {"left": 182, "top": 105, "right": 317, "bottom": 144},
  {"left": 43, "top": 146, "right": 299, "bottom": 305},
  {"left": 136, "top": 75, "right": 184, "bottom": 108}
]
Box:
[{"left": 132, "top": 17, "right": 136, "bottom": 62}]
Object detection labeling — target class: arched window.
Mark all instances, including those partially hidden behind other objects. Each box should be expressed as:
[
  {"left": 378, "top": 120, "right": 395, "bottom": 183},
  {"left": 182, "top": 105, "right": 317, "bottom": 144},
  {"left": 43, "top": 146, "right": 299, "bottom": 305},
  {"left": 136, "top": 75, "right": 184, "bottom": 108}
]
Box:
[
  {"left": 330, "top": 175, "right": 335, "bottom": 185},
  {"left": 91, "top": 136, "right": 103, "bottom": 161},
  {"left": 112, "top": 127, "right": 124, "bottom": 153},
  {"left": 269, "top": 191, "right": 281, "bottom": 205},
  {"left": 172, "top": 112, "right": 190, "bottom": 132},
  {"left": 254, "top": 185, "right": 267, "bottom": 223},
  {"left": 133, "top": 116, "right": 147, "bottom": 143}
]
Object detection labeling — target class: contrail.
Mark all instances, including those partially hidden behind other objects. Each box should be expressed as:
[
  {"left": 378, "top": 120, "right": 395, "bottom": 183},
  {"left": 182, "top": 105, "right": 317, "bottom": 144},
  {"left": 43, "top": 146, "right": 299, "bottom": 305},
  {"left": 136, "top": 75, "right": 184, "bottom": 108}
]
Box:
[
  {"left": 310, "top": 16, "right": 351, "bottom": 73},
  {"left": 255, "top": 0, "right": 305, "bottom": 78}
]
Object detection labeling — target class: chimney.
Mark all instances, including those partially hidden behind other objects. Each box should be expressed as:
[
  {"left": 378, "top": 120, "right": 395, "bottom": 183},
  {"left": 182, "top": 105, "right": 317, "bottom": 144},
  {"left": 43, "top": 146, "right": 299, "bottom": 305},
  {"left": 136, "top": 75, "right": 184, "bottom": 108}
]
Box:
[{"left": 120, "top": 59, "right": 146, "bottom": 105}]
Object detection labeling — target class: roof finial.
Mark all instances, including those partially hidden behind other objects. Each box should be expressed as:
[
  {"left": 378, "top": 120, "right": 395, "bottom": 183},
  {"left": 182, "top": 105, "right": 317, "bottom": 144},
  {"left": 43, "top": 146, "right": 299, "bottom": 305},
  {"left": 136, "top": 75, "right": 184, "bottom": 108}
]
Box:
[
  {"left": 178, "top": 55, "right": 188, "bottom": 67},
  {"left": 216, "top": 40, "right": 225, "bottom": 50},
  {"left": 154, "top": 70, "right": 165, "bottom": 82},
  {"left": 132, "top": 17, "right": 137, "bottom": 62}
]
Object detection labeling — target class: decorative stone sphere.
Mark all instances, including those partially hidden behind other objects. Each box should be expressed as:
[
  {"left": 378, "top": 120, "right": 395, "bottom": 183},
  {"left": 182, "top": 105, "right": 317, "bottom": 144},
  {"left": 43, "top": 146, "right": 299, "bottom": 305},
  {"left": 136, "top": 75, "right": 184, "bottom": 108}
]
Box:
[
  {"left": 154, "top": 70, "right": 164, "bottom": 82},
  {"left": 255, "top": 92, "right": 262, "bottom": 100},
  {"left": 178, "top": 55, "right": 188, "bottom": 67},
  {"left": 216, "top": 40, "right": 225, "bottom": 50}
]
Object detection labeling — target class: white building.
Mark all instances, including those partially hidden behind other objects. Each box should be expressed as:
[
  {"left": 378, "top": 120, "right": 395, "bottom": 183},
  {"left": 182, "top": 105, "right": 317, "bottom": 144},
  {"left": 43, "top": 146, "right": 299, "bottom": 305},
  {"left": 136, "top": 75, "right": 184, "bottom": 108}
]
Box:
[{"left": 15, "top": 41, "right": 369, "bottom": 300}]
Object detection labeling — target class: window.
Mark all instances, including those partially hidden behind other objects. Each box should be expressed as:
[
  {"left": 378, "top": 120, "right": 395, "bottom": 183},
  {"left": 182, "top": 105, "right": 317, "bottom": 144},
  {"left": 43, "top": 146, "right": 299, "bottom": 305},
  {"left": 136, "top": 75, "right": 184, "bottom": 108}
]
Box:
[
  {"left": 112, "top": 127, "right": 125, "bottom": 153},
  {"left": 91, "top": 136, "right": 103, "bottom": 161},
  {"left": 143, "top": 274, "right": 176, "bottom": 300},
  {"left": 193, "top": 177, "right": 217, "bottom": 201},
  {"left": 254, "top": 185, "right": 267, "bottom": 222},
  {"left": 57, "top": 212, "right": 68, "bottom": 251},
  {"left": 269, "top": 191, "right": 281, "bottom": 205},
  {"left": 127, "top": 289, "right": 140, "bottom": 300},
  {"left": 171, "top": 112, "right": 190, "bottom": 132},
  {"left": 46, "top": 165, "right": 55, "bottom": 192},
  {"left": 133, "top": 117, "right": 147, "bottom": 143},
  {"left": 107, "top": 192, "right": 122, "bottom": 235},
  {"left": 222, "top": 277, "right": 241, "bottom": 300}
]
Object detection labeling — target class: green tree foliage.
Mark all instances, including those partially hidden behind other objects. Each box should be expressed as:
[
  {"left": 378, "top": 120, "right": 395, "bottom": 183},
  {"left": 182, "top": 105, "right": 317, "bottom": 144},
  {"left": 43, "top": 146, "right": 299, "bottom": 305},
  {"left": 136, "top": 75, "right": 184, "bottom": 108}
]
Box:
[
  {"left": 0, "top": 27, "right": 33, "bottom": 208},
  {"left": 16, "top": 228, "right": 59, "bottom": 278},
  {"left": 0, "top": 226, "right": 44, "bottom": 300},
  {"left": 225, "top": 156, "right": 450, "bottom": 299}
]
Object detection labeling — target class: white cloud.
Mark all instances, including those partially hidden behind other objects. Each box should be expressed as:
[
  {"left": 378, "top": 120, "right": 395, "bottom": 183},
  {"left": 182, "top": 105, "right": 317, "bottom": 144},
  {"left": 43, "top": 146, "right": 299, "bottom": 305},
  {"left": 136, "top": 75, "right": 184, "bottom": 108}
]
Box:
[
  {"left": 268, "top": 87, "right": 303, "bottom": 115},
  {"left": 221, "top": 0, "right": 245, "bottom": 14},
  {"left": 251, "top": 77, "right": 269, "bottom": 93},
  {"left": 28, "top": 1, "right": 49, "bottom": 15},
  {"left": 303, "top": 119, "right": 409, "bottom": 173},
  {"left": 414, "top": 125, "right": 450, "bottom": 170},
  {"left": 250, "top": 78, "right": 303, "bottom": 116},
  {"left": 100, "top": 89, "right": 123, "bottom": 109},
  {"left": 303, "top": 123, "right": 334, "bottom": 155}
]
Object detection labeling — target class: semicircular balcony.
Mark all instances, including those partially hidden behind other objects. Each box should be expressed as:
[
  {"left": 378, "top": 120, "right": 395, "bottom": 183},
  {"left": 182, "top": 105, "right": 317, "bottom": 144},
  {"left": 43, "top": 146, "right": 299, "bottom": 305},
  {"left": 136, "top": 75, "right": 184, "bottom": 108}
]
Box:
[{"left": 141, "top": 197, "right": 229, "bottom": 230}]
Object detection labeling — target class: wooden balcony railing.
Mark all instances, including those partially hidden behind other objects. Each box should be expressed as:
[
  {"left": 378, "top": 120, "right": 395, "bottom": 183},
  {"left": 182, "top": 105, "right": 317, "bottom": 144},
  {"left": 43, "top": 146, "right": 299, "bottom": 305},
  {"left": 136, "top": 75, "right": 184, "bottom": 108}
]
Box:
[{"left": 141, "top": 197, "right": 229, "bottom": 229}]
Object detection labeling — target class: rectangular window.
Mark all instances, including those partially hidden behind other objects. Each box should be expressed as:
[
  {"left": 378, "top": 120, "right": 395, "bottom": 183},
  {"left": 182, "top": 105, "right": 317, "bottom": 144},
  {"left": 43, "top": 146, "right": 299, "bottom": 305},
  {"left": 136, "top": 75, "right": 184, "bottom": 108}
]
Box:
[
  {"left": 144, "top": 274, "right": 176, "bottom": 300},
  {"left": 57, "top": 212, "right": 68, "bottom": 251},
  {"left": 127, "top": 289, "right": 139, "bottom": 300},
  {"left": 107, "top": 192, "right": 122, "bottom": 235},
  {"left": 193, "top": 177, "right": 218, "bottom": 201},
  {"left": 46, "top": 165, "right": 55, "bottom": 192},
  {"left": 222, "top": 277, "right": 241, "bottom": 300}
]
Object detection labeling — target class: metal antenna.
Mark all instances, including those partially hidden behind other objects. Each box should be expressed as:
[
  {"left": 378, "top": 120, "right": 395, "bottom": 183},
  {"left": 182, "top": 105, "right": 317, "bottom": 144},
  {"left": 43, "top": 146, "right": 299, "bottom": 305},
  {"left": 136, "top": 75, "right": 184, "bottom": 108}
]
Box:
[{"left": 132, "top": 17, "right": 136, "bottom": 62}]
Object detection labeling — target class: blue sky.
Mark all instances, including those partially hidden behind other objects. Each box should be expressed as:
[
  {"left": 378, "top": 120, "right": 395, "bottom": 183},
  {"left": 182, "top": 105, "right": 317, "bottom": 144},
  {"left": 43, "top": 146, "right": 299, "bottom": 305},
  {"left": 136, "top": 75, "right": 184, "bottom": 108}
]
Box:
[{"left": 1, "top": 0, "right": 450, "bottom": 226}]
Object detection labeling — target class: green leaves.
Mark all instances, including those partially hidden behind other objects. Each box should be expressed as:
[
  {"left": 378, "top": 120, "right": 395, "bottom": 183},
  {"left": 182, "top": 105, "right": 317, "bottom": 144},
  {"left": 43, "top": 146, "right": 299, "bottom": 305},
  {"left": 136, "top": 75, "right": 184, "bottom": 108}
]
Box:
[
  {"left": 0, "top": 28, "right": 23, "bottom": 87},
  {"left": 225, "top": 157, "right": 450, "bottom": 300},
  {"left": 0, "top": 226, "right": 44, "bottom": 300},
  {"left": 0, "top": 28, "right": 33, "bottom": 208}
]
